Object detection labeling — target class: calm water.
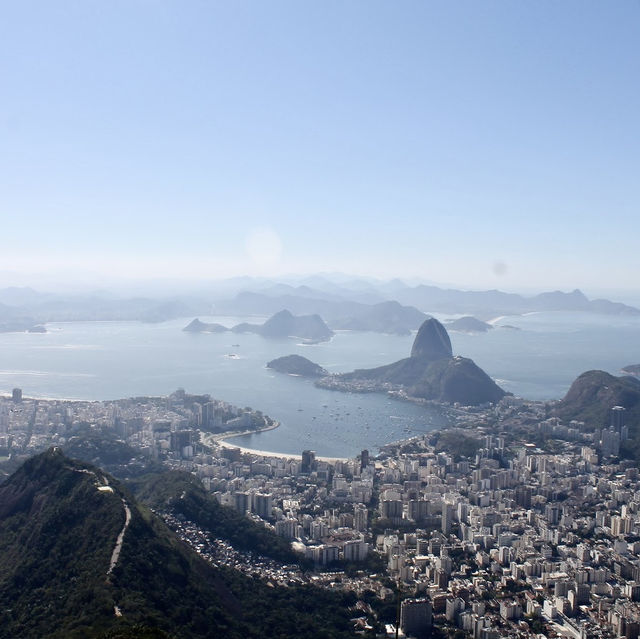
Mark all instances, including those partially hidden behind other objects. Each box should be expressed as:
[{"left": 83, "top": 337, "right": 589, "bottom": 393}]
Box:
[{"left": 0, "top": 312, "right": 639, "bottom": 456}]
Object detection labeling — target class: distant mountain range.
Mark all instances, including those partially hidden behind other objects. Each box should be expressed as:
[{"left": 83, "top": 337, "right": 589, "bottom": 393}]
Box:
[{"left": 0, "top": 278, "right": 637, "bottom": 333}]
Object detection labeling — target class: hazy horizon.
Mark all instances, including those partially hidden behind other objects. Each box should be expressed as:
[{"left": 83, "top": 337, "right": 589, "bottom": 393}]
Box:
[
  {"left": 2, "top": 2, "right": 639, "bottom": 293},
  {"left": 1, "top": 269, "right": 640, "bottom": 309}
]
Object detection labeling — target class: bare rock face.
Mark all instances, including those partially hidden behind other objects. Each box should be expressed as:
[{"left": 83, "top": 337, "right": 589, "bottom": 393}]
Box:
[{"left": 410, "top": 318, "right": 453, "bottom": 361}]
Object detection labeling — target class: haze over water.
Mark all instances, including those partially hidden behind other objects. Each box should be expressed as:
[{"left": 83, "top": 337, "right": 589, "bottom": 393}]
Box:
[{"left": 1, "top": 311, "right": 639, "bottom": 457}]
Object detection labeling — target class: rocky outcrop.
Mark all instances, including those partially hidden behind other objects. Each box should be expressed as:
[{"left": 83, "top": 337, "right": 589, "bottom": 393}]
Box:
[{"left": 410, "top": 318, "right": 453, "bottom": 360}]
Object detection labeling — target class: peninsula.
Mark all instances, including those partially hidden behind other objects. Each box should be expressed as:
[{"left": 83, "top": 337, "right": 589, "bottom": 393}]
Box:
[{"left": 316, "top": 317, "right": 506, "bottom": 406}]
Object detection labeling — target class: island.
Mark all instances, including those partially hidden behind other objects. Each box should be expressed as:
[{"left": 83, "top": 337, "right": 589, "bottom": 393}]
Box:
[
  {"left": 183, "top": 318, "right": 228, "bottom": 333},
  {"left": 266, "top": 354, "right": 328, "bottom": 377},
  {"left": 0, "top": 316, "right": 46, "bottom": 333},
  {"left": 316, "top": 317, "right": 506, "bottom": 406},
  {"left": 622, "top": 364, "right": 640, "bottom": 377},
  {"left": 26, "top": 325, "right": 47, "bottom": 333},
  {"left": 231, "top": 309, "right": 334, "bottom": 343},
  {"left": 445, "top": 316, "right": 492, "bottom": 333}
]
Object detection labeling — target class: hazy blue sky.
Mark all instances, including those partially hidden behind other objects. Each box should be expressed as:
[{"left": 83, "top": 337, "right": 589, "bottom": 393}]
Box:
[{"left": 1, "top": 1, "right": 639, "bottom": 292}]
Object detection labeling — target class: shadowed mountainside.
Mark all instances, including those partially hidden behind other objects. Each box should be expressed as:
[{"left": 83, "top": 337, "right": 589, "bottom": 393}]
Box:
[
  {"left": 0, "top": 449, "right": 355, "bottom": 639},
  {"left": 554, "top": 370, "right": 640, "bottom": 429}
]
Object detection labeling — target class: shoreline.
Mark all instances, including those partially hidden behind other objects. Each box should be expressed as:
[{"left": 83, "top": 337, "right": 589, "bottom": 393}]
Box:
[
  {"left": 208, "top": 419, "right": 281, "bottom": 443},
  {"left": 203, "top": 423, "right": 348, "bottom": 463}
]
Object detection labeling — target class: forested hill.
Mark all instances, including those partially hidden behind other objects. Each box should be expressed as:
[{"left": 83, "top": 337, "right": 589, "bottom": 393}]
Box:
[{"left": 0, "top": 449, "right": 355, "bottom": 639}]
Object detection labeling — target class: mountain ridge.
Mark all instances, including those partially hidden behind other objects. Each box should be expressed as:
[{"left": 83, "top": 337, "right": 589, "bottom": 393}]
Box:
[{"left": 0, "top": 449, "right": 355, "bottom": 639}]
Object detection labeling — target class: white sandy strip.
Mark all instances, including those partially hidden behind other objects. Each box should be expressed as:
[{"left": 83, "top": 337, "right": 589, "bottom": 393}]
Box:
[{"left": 215, "top": 437, "right": 347, "bottom": 463}]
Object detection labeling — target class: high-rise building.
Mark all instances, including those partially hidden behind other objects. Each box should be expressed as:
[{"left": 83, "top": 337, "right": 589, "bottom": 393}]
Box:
[
  {"left": 343, "top": 538, "right": 368, "bottom": 562},
  {"left": 0, "top": 404, "right": 9, "bottom": 434},
  {"left": 400, "top": 598, "right": 432, "bottom": 637},
  {"left": 309, "top": 544, "right": 339, "bottom": 566},
  {"left": 253, "top": 493, "right": 273, "bottom": 520},
  {"left": 354, "top": 504, "right": 368, "bottom": 531},
  {"left": 202, "top": 402, "right": 216, "bottom": 427},
  {"left": 360, "top": 449, "right": 369, "bottom": 470},
  {"left": 442, "top": 503, "right": 453, "bottom": 534},
  {"left": 234, "top": 491, "right": 251, "bottom": 514},
  {"left": 611, "top": 405, "right": 626, "bottom": 431},
  {"left": 12, "top": 388, "right": 22, "bottom": 403},
  {"left": 275, "top": 518, "right": 301, "bottom": 540},
  {"left": 170, "top": 430, "right": 192, "bottom": 452},
  {"left": 515, "top": 486, "right": 532, "bottom": 509},
  {"left": 301, "top": 449, "right": 316, "bottom": 473}
]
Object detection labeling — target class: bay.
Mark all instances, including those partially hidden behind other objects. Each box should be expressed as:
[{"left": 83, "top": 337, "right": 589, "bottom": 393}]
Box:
[{"left": 0, "top": 311, "right": 638, "bottom": 457}]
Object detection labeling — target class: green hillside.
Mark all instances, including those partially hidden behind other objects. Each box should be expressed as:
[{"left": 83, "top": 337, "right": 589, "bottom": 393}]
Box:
[{"left": 0, "top": 449, "right": 354, "bottom": 639}]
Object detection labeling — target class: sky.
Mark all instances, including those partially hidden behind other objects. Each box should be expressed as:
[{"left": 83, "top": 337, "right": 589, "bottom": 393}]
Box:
[{"left": 1, "top": 1, "right": 639, "bottom": 295}]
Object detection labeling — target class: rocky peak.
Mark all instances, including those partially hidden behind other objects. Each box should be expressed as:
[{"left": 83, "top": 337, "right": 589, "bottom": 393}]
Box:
[{"left": 410, "top": 317, "right": 453, "bottom": 361}]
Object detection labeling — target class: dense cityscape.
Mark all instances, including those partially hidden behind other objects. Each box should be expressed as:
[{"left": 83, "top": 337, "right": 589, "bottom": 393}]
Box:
[{"left": 2, "top": 387, "right": 638, "bottom": 638}]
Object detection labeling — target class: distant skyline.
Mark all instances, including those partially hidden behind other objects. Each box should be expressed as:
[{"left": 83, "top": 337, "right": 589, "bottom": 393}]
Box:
[{"left": 1, "top": 2, "right": 639, "bottom": 294}]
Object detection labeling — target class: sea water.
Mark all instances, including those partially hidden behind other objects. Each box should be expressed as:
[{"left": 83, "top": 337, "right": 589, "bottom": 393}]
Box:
[{"left": 0, "top": 311, "right": 638, "bottom": 457}]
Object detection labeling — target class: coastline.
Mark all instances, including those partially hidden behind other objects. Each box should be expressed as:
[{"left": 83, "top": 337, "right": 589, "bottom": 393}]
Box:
[
  {"left": 207, "top": 419, "right": 281, "bottom": 443},
  {"left": 203, "top": 422, "right": 348, "bottom": 462}
]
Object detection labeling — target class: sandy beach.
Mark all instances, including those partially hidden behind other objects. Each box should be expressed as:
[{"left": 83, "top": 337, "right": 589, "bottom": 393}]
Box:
[{"left": 202, "top": 425, "right": 348, "bottom": 463}]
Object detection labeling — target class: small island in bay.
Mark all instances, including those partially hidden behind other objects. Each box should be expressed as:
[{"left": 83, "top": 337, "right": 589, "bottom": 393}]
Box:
[
  {"left": 445, "top": 316, "right": 492, "bottom": 333},
  {"left": 184, "top": 310, "right": 333, "bottom": 342},
  {"left": 622, "top": 364, "right": 640, "bottom": 377},
  {"left": 183, "top": 318, "right": 228, "bottom": 333},
  {"left": 26, "top": 324, "right": 47, "bottom": 333},
  {"left": 0, "top": 317, "right": 46, "bottom": 333},
  {"left": 267, "top": 354, "right": 328, "bottom": 377},
  {"left": 232, "top": 309, "right": 334, "bottom": 343}
]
